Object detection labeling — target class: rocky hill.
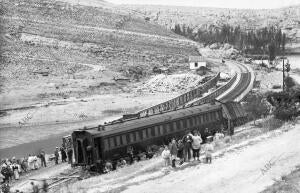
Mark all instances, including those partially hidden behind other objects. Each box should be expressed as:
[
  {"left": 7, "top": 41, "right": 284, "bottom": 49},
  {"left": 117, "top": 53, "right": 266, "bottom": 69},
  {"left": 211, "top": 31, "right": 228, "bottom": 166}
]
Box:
[
  {"left": 122, "top": 4, "right": 300, "bottom": 52},
  {"left": 0, "top": 0, "right": 198, "bottom": 79},
  {"left": 0, "top": 0, "right": 200, "bottom": 107}
]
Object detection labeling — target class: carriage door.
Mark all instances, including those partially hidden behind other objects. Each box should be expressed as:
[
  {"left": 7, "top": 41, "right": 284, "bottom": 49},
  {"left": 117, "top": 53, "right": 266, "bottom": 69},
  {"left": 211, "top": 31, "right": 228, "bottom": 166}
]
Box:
[{"left": 77, "top": 139, "right": 84, "bottom": 164}]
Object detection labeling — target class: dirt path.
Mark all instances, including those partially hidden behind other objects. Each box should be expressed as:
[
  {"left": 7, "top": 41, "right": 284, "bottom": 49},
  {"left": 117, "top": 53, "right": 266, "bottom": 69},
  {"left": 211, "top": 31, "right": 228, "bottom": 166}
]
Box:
[{"left": 120, "top": 124, "right": 300, "bottom": 193}]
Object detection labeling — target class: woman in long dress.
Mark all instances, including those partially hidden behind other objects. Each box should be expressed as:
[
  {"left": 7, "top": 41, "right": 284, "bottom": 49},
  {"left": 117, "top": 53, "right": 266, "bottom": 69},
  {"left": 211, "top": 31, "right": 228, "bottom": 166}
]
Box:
[{"left": 12, "top": 163, "right": 20, "bottom": 180}]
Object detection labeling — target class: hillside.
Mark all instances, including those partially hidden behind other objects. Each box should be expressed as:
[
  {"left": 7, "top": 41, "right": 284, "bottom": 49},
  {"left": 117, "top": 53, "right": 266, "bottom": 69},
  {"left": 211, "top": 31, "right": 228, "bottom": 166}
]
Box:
[
  {"left": 0, "top": 0, "right": 207, "bottom": 152},
  {"left": 122, "top": 4, "right": 300, "bottom": 52},
  {"left": 0, "top": 0, "right": 199, "bottom": 109}
]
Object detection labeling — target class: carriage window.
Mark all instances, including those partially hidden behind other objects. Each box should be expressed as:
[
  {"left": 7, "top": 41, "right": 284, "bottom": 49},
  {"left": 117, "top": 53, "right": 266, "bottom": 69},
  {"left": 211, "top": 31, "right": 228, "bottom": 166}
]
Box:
[
  {"left": 109, "top": 138, "right": 115, "bottom": 148},
  {"left": 155, "top": 126, "right": 159, "bottom": 136},
  {"left": 173, "top": 122, "right": 177, "bottom": 131},
  {"left": 189, "top": 118, "right": 193, "bottom": 127},
  {"left": 186, "top": 118, "right": 190, "bottom": 128},
  {"left": 116, "top": 136, "right": 121, "bottom": 146},
  {"left": 165, "top": 123, "right": 171, "bottom": 133},
  {"left": 122, "top": 135, "right": 127, "bottom": 145},
  {"left": 147, "top": 128, "right": 151, "bottom": 137},
  {"left": 104, "top": 139, "right": 109, "bottom": 150},
  {"left": 176, "top": 121, "right": 180, "bottom": 130},
  {"left": 199, "top": 115, "right": 203, "bottom": 123},
  {"left": 183, "top": 119, "right": 187, "bottom": 128},
  {"left": 143, "top": 129, "right": 147, "bottom": 139},
  {"left": 129, "top": 133, "right": 135, "bottom": 143},
  {"left": 180, "top": 120, "right": 184, "bottom": 129},
  {"left": 160, "top": 125, "right": 164, "bottom": 135},
  {"left": 136, "top": 131, "right": 141, "bottom": 141},
  {"left": 211, "top": 112, "right": 216, "bottom": 121},
  {"left": 193, "top": 117, "right": 198, "bottom": 126},
  {"left": 150, "top": 127, "right": 155, "bottom": 137},
  {"left": 203, "top": 114, "right": 207, "bottom": 123}
]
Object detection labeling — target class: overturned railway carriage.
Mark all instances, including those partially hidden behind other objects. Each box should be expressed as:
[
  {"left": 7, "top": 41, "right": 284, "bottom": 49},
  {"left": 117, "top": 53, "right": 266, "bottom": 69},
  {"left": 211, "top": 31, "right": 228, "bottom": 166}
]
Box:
[{"left": 72, "top": 102, "right": 246, "bottom": 166}]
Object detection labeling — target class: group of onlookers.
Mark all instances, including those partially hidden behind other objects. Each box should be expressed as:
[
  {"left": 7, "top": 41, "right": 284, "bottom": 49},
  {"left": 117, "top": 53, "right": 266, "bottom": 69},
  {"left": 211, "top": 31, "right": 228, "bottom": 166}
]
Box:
[
  {"left": 161, "top": 129, "right": 223, "bottom": 168},
  {"left": 0, "top": 146, "right": 73, "bottom": 193},
  {"left": 97, "top": 128, "right": 223, "bottom": 173}
]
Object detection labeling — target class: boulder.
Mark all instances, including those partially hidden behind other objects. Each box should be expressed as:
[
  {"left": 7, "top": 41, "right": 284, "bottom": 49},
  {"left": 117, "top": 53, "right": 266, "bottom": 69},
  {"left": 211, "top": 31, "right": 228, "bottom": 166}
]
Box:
[
  {"left": 209, "top": 43, "right": 220, "bottom": 49},
  {"left": 223, "top": 43, "right": 232, "bottom": 50}
]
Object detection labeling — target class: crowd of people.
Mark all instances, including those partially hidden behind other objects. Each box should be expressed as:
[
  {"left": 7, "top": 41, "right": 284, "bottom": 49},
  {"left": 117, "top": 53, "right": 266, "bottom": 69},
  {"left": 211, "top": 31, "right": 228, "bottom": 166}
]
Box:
[
  {"left": 95, "top": 128, "right": 224, "bottom": 173},
  {"left": 0, "top": 146, "right": 73, "bottom": 193},
  {"left": 0, "top": 128, "right": 224, "bottom": 192},
  {"left": 161, "top": 129, "right": 220, "bottom": 168}
]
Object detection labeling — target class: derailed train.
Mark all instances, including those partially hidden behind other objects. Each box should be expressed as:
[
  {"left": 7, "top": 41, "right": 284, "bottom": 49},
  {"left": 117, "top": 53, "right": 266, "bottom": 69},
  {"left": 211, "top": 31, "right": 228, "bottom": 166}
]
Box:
[{"left": 71, "top": 101, "right": 247, "bottom": 167}]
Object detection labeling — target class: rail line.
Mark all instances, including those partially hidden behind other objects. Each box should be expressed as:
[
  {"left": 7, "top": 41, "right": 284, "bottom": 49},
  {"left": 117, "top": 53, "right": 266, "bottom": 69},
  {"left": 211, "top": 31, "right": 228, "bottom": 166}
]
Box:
[
  {"left": 189, "top": 59, "right": 254, "bottom": 106},
  {"left": 28, "top": 168, "right": 82, "bottom": 193},
  {"left": 217, "top": 60, "right": 255, "bottom": 103}
]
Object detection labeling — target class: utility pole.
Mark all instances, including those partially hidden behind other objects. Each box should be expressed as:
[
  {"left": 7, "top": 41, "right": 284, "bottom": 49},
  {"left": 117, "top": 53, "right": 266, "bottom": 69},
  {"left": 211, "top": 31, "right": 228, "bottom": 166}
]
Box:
[{"left": 283, "top": 57, "right": 285, "bottom": 91}]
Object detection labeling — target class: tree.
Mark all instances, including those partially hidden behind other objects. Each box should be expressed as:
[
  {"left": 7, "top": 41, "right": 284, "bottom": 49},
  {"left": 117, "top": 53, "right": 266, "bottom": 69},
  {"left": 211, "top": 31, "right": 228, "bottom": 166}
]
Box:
[
  {"left": 268, "top": 42, "right": 276, "bottom": 61},
  {"left": 266, "top": 90, "right": 300, "bottom": 120},
  {"left": 285, "top": 76, "right": 295, "bottom": 91},
  {"left": 244, "top": 93, "right": 271, "bottom": 125}
]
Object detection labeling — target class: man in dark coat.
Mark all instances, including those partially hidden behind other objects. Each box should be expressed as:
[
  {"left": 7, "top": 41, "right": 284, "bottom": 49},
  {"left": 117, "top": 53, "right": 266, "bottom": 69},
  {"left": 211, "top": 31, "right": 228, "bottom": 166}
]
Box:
[
  {"left": 170, "top": 139, "right": 178, "bottom": 168},
  {"left": 67, "top": 148, "right": 73, "bottom": 164},
  {"left": 127, "top": 146, "right": 134, "bottom": 164},
  {"left": 1, "top": 163, "right": 10, "bottom": 183},
  {"left": 60, "top": 147, "right": 67, "bottom": 163},
  {"left": 54, "top": 147, "right": 59, "bottom": 165},
  {"left": 202, "top": 128, "right": 212, "bottom": 143},
  {"left": 182, "top": 131, "right": 193, "bottom": 162},
  {"left": 39, "top": 150, "right": 47, "bottom": 167}
]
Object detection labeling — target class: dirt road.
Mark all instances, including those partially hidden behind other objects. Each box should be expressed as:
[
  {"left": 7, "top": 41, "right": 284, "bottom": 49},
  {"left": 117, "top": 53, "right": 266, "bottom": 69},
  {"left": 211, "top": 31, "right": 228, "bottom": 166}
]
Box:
[{"left": 120, "top": 124, "right": 300, "bottom": 193}]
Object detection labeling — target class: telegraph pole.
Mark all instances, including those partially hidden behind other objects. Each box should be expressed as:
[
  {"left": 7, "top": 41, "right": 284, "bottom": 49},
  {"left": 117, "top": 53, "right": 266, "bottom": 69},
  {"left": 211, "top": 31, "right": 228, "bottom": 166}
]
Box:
[
  {"left": 283, "top": 57, "right": 285, "bottom": 91},
  {"left": 282, "top": 45, "right": 286, "bottom": 92}
]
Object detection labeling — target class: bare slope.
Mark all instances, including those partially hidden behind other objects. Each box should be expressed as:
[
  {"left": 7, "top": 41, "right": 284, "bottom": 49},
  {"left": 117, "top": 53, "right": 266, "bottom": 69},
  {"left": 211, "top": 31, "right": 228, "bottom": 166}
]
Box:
[{"left": 0, "top": 0, "right": 198, "bottom": 109}]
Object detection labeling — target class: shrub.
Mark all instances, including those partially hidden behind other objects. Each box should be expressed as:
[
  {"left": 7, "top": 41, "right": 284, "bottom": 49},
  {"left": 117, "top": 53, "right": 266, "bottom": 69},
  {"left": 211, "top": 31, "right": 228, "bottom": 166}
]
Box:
[
  {"left": 259, "top": 117, "right": 284, "bottom": 131},
  {"left": 224, "top": 136, "right": 231, "bottom": 143}
]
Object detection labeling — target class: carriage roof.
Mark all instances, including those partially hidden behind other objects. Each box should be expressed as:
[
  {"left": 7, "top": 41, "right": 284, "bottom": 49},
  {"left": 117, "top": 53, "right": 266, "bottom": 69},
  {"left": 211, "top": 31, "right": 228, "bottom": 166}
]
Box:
[{"left": 77, "top": 103, "right": 222, "bottom": 138}]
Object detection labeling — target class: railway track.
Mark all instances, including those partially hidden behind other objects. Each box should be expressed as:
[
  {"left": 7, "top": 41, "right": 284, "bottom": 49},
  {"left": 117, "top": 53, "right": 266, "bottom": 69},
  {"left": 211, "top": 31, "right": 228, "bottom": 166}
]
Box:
[
  {"left": 29, "top": 168, "right": 82, "bottom": 192},
  {"left": 217, "top": 60, "right": 254, "bottom": 103}
]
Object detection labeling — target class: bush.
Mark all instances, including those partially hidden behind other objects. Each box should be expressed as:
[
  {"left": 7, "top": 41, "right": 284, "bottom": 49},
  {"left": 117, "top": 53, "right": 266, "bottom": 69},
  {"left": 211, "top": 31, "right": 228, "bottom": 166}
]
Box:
[
  {"left": 259, "top": 117, "right": 284, "bottom": 131},
  {"left": 224, "top": 136, "right": 231, "bottom": 143},
  {"left": 285, "top": 76, "right": 296, "bottom": 90},
  {"left": 273, "top": 107, "right": 298, "bottom": 121}
]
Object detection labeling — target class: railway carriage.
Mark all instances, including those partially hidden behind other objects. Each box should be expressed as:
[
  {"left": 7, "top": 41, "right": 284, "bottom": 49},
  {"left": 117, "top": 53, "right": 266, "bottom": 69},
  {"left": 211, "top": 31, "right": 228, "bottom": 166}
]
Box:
[{"left": 72, "top": 103, "right": 229, "bottom": 167}]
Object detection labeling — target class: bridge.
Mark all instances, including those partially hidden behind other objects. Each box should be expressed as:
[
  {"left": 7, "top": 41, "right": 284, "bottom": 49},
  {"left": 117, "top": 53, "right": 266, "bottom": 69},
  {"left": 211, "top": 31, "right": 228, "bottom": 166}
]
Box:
[{"left": 129, "top": 59, "right": 255, "bottom": 119}]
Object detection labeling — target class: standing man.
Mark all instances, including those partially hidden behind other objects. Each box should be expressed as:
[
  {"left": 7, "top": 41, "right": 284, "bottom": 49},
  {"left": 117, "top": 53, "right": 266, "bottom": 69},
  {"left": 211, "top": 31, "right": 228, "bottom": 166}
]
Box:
[
  {"left": 67, "top": 148, "right": 73, "bottom": 165},
  {"left": 182, "top": 131, "right": 193, "bottom": 162},
  {"left": 40, "top": 150, "right": 47, "bottom": 167},
  {"left": 54, "top": 147, "right": 59, "bottom": 165},
  {"left": 127, "top": 146, "right": 134, "bottom": 164},
  {"left": 170, "top": 139, "right": 178, "bottom": 168},
  {"left": 203, "top": 128, "right": 212, "bottom": 143},
  {"left": 31, "top": 182, "right": 39, "bottom": 193},
  {"left": 190, "top": 131, "right": 202, "bottom": 161},
  {"left": 60, "top": 147, "right": 67, "bottom": 163},
  {"left": 42, "top": 179, "right": 49, "bottom": 193}
]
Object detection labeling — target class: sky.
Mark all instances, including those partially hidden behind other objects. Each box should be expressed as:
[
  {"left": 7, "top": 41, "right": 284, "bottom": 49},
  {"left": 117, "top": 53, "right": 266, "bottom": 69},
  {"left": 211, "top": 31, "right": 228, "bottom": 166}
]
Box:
[{"left": 107, "top": 0, "right": 300, "bottom": 9}]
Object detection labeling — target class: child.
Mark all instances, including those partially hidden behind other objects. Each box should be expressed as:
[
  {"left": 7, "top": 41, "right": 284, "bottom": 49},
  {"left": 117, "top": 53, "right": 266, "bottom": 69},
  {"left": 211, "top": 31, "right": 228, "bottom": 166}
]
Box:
[
  {"left": 161, "top": 146, "right": 171, "bottom": 167},
  {"left": 205, "top": 136, "right": 214, "bottom": 164}
]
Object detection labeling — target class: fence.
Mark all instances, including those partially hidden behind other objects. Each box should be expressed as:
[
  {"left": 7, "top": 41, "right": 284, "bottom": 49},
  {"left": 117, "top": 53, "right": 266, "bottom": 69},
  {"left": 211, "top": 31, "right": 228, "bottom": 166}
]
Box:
[
  {"left": 189, "top": 72, "right": 238, "bottom": 106},
  {"left": 137, "top": 73, "right": 221, "bottom": 117}
]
